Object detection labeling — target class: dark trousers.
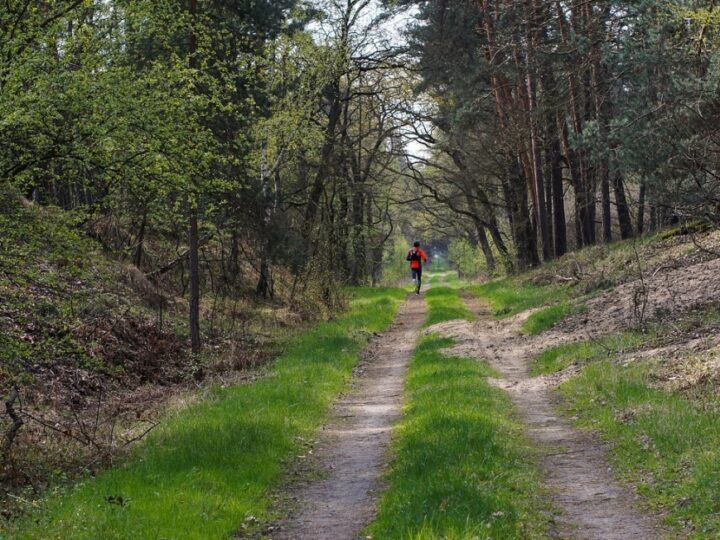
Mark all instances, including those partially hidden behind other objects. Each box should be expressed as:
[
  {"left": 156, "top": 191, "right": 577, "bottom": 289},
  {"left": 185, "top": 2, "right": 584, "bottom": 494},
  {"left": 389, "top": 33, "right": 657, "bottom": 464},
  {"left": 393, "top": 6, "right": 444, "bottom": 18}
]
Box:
[{"left": 411, "top": 267, "right": 422, "bottom": 292}]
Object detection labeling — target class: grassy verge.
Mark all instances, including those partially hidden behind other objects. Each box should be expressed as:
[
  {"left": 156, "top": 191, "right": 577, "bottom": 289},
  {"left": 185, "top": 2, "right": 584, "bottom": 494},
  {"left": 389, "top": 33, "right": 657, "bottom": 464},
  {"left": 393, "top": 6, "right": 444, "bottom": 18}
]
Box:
[
  {"left": 366, "top": 335, "right": 548, "bottom": 539},
  {"left": 424, "top": 287, "right": 475, "bottom": 326},
  {"left": 531, "top": 331, "right": 650, "bottom": 376},
  {"left": 531, "top": 305, "right": 720, "bottom": 375},
  {"left": 561, "top": 361, "right": 720, "bottom": 537},
  {"left": 6, "top": 288, "right": 405, "bottom": 540},
  {"left": 521, "top": 302, "right": 588, "bottom": 335},
  {"left": 469, "top": 279, "right": 566, "bottom": 318}
]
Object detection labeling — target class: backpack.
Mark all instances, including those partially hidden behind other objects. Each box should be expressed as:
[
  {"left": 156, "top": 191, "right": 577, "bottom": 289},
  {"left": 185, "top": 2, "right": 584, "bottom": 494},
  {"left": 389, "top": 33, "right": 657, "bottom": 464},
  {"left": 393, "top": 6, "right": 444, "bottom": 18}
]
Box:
[{"left": 406, "top": 249, "right": 421, "bottom": 262}]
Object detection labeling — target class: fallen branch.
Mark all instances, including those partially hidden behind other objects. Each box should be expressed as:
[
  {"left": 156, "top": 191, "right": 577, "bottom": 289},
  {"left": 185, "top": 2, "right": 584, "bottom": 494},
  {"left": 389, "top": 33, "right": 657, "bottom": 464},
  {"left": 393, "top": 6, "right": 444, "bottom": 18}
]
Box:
[
  {"left": 121, "top": 421, "right": 159, "bottom": 448},
  {"left": 145, "top": 234, "right": 213, "bottom": 279},
  {"left": 691, "top": 232, "right": 720, "bottom": 258},
  {"left": 2, "top": 387, "right": 23, "bottom": 461}
]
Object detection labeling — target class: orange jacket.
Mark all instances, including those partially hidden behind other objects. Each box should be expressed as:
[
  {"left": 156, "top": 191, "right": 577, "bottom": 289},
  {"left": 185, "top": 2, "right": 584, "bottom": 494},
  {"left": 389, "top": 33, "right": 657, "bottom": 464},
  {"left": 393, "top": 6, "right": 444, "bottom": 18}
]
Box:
[{"left": 408, "top": 248, "right": 428, "bottom": 269}]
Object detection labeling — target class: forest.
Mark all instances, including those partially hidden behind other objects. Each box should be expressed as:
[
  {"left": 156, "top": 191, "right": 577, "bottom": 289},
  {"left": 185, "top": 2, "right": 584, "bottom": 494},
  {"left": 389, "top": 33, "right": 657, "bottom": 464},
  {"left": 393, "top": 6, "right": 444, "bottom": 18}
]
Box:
[{"left": 2, "top": 0, "right": 720, "bottom": 538}]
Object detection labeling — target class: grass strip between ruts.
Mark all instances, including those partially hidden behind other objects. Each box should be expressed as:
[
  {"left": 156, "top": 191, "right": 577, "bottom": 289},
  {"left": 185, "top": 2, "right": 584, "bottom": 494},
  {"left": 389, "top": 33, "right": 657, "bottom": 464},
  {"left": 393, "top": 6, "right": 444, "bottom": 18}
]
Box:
[
  {"left": 366, "top": 335, "right": 549, "bottom": 539},
  {"left": 469, "top": 279, "right": 567, "bottom": 319},
  {"left": 424, "top": 287, "right": 475, "bottom": 327},
  {"left": 7, "top": 287, "right": 405, "bottom": 540}
]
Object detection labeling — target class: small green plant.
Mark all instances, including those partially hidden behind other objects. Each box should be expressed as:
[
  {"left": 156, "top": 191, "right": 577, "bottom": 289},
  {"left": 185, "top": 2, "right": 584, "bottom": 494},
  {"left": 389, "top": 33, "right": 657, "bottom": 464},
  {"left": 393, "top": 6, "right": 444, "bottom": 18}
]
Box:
[{"left": 366, "top": 335, "right": 549, "bottom": 539}]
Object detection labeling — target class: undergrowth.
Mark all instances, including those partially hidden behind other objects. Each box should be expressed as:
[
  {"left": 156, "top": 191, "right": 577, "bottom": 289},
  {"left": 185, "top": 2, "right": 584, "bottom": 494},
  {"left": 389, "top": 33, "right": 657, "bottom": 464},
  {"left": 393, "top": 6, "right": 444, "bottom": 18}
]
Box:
[
  {"left": 5, "top": 288, "right": 405, "bottom": 539},
  {"left": 366, "top": 335, "right": 548, "bottom": 539}
]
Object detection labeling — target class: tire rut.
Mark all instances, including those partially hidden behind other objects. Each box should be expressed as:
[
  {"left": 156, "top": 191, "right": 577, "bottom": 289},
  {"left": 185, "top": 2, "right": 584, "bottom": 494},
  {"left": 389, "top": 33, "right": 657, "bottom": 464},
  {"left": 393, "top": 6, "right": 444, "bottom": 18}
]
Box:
[
  {"left": 434, "top": 297, "right": 667, "bottom": 540},
  {"left": 273, "top": 294, "right": 427, "bottom": 540}
]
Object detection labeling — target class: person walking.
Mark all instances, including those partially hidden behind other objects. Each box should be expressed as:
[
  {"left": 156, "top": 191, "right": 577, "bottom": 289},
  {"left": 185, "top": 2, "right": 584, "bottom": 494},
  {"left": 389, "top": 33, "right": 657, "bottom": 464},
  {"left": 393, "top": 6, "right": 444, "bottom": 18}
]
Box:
[{"left": 406, "top": 241, "right": 428, "bottom": 294}]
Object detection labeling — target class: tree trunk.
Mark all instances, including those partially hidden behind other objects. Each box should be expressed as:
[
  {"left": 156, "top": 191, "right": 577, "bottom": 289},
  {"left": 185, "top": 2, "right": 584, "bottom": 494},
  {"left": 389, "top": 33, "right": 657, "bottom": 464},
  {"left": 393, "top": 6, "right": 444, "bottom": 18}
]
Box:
[
  {"left": 188, "top": 0, "right": 201, "bottom": 355},
  {"left": 477, "top": 224, "right": 495, "bottom": 275},
  {"left": 613, "top": 171, "right": 634, "bottom": 239},
  {"left": 134, "top": 211, "right": 147, "bottom": 268},
  {"left": 188, "top": 207, "right": 201, "bottom": 354},
  {"left": 509, "top": 155, "right": 540, "bottom": 270},
  {"left": 302, "top": 80, "right": 343, "bottom": 238},
  {"left": 549, "top": 130, "right": 567, "bottom": 256},
  {"left": 350, "top": 187, "right": 365, "bottom": 285},
  {"left": 637, "top": 179, "right": 646, "bottom": 235},
  {"left": 525, "top": 0, "right": 551, "bottom": 261},
  {"left": 601, "top": 166, "right": 612, "bottom": 243}
]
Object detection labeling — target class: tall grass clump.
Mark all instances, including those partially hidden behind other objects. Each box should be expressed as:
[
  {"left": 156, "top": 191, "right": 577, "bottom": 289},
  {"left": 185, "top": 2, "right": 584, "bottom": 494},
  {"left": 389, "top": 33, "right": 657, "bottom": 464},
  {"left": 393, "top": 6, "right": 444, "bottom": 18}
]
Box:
[
  {"left": 469, "top": 279, "right": 566, "bottom": 318},
  {"left": 522, "top": 302, "right": 587, "bottom": 335}
]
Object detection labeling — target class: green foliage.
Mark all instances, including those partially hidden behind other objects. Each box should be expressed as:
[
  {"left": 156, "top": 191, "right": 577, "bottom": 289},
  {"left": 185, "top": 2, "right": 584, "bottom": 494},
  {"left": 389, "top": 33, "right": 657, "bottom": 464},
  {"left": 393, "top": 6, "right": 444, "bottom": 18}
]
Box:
[
  {"left": 521, "top": 303, "right": 587, "bottom": 336},
  {"left": 0, "top": 199, "right": 99, "bottom": 382},
  {"left": 469, "top": 279, "right": 566, "bottom": 318},
  {"left": 424, "top": 287, "right": 475, "bottom": 326},
  {"left": 561, "top": 361, "right": 720, "bottom": 537},
  {"left": 366, "top": 335, "right": 549, "bottom": 539},
  {"left": 448, "top": 239, "right": 487, "bottom": 279},
  {"left": 381, "top": 236, "right": 415, "bottom": 285},
  {"left": 6, "top": 288, "right": 405, "bottom": 539}
]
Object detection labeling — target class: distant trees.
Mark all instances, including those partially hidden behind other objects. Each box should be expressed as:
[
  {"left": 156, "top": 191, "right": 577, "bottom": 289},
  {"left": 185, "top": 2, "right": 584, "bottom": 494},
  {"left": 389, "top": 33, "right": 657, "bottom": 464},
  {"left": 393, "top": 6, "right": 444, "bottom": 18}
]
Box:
[{"left": 392, "top": 0, "right": 720, "bottom": 272}]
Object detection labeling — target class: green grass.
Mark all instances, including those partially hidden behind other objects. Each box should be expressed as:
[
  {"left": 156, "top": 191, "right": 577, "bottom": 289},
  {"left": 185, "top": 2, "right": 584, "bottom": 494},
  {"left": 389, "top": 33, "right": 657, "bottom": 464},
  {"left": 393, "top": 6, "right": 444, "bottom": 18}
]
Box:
[
  {"left": 531, "top": 331, "right": 652, "bottom": 376},
  {"left": 443, "top": 271, "right": 463, "bottom": 288},
  {"left": 366, "top": 335, "right": 548, "bottom": 539},
  {"left": 424, "top": 271, "right": 462, "bottom": 289},
  {"left": 469, "top": 279, "right": 566, "bottom": 318},
  {"left": 6, "top": 288, "right": 406, "bottom": 540},
  {"left": 424, "top": 287, "right": 475, "bottom": 326},
  {"left": 521, "top": 302, "right": 587, "bottom": 335},
  {"left": 561, "top": 361, "right": 720, "bottom": 537},
  {"left": 531, "top": 306, "right": 720, "bottom": 376}
]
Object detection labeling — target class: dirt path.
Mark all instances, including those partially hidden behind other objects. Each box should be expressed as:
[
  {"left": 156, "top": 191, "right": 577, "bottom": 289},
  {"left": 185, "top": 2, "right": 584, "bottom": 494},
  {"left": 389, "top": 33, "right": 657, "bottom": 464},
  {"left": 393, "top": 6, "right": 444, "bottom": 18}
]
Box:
[
  {"left": 432, "top": 297, "right": 666, "bottom": 540},
  {"left": 273, "top": 294, "right": 426, "bottom": 540}
]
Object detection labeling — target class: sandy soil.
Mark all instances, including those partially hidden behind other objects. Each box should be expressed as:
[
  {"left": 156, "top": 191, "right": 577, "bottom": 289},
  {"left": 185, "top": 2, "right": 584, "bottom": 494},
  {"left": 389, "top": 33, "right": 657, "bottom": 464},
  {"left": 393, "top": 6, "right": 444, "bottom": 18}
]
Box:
[
  {"left": 272, "top": 294, "right": 427, "bottom": 540},
  {"left": 561, "top": 255, "right": 720, "bottom": 338},
  {"left": 431, "top": 298, "right": 668, "bottom": 539}
]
